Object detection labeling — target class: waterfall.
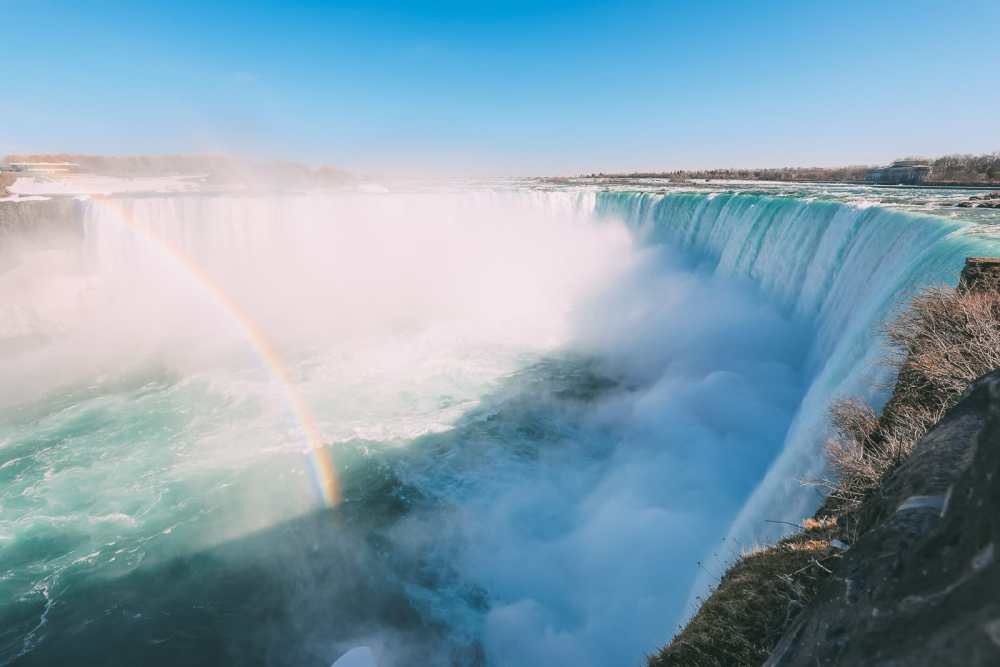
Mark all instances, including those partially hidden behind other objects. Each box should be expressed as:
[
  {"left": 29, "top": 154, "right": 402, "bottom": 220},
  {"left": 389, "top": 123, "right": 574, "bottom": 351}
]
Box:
[
  {"left": 73, "top": 188, "right": 1000, "bottom": 615},
  {"left": 595, "top": 190, "right": 1000, "bottom": 611},
  {"left": 4, "top": 187, "right": 999, "bottom": 665}
]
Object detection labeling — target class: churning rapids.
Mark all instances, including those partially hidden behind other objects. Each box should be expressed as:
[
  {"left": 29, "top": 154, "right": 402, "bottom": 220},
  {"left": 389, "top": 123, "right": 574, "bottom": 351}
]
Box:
[{"left": 2, "top": 183, "right": 999, "bottom": 666}]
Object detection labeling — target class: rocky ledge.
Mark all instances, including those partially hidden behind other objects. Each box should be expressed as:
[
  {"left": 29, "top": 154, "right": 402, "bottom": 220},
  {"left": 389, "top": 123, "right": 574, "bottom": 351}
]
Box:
[
  {"left": 767, "top": 368, "right": 1000, "bottom": 665},
  {"left": 954, "top": 192, "right": 1000, "bottom": 208}
]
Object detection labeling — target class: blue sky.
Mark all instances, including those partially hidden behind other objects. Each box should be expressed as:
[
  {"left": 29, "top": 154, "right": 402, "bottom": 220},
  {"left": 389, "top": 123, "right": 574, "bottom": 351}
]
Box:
[{"left": 2, "top": 1, "right": 998, "bottom": 175}]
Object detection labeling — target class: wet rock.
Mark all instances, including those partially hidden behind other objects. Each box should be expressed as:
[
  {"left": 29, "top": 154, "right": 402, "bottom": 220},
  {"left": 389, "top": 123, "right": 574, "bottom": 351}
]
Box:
[{"left": 954, "top": 192, "right": 1000, "bottom": 208}]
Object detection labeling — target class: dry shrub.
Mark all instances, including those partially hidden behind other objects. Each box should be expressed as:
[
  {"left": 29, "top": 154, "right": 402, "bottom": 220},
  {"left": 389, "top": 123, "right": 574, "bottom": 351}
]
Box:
[
  {"left": 887, "top": 287, "right": 1000, "bottom": 411},
  {"left": 824, "top": 286, "right": 1000, "bottom": 511}
]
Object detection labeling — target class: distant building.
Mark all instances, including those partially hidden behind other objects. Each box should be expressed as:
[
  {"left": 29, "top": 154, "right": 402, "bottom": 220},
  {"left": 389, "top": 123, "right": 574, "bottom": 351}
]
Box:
[
  {"left": 3, "top": 161, "right": 79, "bottom": 174},
  {"left": 866, "top": 160, "right": 931, "bottom": 185}
]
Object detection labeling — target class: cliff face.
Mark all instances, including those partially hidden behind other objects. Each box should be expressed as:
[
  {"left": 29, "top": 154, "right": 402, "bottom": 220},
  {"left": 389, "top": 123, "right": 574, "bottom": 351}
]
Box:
[
  {"left": 0, "top": 199, "right": 84, "bottom": 266},
  {"left": 767, "top": 369, "right": 1000, "bottom": 665}
]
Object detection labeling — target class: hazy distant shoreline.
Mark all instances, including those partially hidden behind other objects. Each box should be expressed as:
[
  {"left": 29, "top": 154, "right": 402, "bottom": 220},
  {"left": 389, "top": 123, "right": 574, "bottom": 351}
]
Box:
[
  {"left": 576, "top": 152, "right": 1000, "bottom": 188},
  {"left": 562, "top": 175, "right": 1000, "bottom": 190},
  {"left": 3, "top": 152, "right": 999, "bottom": 200}
]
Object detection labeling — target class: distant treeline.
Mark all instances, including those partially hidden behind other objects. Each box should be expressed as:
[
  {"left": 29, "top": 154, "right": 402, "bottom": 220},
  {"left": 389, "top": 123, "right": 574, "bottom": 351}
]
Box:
[
  {"left": 922, "top": 153, "right": 1000, "bottom": 184},
  {"left": 591, "top": 165, "right": 872, "bottom": 182},
  {"left": 586, "top": 152, "right": 1000, "bottom": 185}
]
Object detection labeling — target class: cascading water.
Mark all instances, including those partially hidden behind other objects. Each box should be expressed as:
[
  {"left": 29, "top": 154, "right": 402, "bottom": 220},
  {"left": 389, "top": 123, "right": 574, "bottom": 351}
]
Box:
[
  {"left": 1, "top": 185, "right": 998, "bottom": 666},
  {"left": 596, "top": 191, "right": 1000, "bottom": 613}
]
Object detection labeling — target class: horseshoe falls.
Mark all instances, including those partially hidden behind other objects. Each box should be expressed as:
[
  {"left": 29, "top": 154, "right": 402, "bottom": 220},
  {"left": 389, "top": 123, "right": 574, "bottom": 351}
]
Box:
[{"left": 2, "top": 185, "right": 999, "bottom": 666}]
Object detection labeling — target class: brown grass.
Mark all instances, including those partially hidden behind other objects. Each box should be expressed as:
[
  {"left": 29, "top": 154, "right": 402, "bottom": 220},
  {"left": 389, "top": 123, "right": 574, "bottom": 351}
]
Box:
[
  {"left": 823, "top": 287, "right": 1000, "bottom": 512},
  {"left": 649, "top": 519, "right": 842, "bottom": 667}
]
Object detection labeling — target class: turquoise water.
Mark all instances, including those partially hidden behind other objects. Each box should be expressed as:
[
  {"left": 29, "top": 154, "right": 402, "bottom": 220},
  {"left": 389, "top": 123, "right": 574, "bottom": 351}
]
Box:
[{"left": 1, "top": 186, "right": 998, "bottom": 666}]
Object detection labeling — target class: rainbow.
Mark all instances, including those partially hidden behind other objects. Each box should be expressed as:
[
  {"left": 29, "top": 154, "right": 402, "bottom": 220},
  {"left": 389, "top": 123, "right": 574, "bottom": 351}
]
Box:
[{"left": 89, "top": 196, "right": 340, "bottom": 507}]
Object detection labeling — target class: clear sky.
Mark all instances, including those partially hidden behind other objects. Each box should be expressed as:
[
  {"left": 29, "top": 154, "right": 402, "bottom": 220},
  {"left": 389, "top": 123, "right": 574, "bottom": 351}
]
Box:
[{"left": 2, "top": 0, "right": 998, "bottom": 175}]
